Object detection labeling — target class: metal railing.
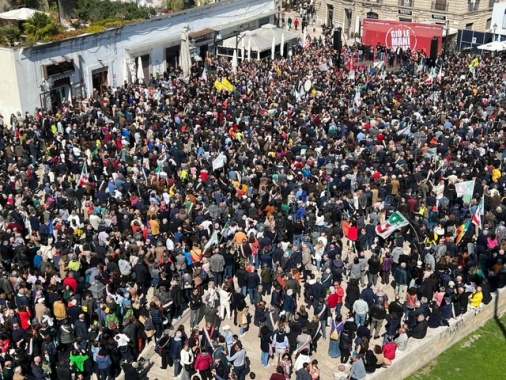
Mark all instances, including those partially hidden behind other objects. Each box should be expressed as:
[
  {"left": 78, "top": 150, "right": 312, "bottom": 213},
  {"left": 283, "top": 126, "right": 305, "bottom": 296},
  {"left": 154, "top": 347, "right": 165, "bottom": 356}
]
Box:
[{"left": 431, "top": 1, "right": 449, "bottom": 11}]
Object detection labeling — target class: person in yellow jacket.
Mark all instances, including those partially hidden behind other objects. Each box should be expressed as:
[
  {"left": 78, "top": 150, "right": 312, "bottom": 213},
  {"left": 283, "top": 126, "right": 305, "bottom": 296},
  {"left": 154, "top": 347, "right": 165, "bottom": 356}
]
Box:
[
  {"left": 53, "top": 298, "right": 68, "bottom": 321},
  {"left": 468, "top": 286, "right": 483, "bottom": 315},
  {"left": 492, "top": 167, "right": 501, "bottom": 182}
]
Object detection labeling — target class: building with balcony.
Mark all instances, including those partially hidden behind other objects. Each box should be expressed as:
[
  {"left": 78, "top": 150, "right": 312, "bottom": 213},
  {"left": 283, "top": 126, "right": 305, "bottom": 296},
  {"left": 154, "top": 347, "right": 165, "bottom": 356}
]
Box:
[{"left": 318, "top": 0, "right": 501, "bottom": 41}]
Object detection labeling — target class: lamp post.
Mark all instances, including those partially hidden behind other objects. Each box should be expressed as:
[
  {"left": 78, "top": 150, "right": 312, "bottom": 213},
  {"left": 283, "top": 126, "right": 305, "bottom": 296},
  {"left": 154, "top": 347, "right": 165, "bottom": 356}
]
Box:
[{"left": 493, "top": 23, "right": 497, "bottom": 41}]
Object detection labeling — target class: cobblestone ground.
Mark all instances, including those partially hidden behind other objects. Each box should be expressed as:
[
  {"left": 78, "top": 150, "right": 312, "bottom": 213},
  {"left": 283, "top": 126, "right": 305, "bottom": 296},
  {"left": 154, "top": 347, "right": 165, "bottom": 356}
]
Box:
[
  {"left": 133, "top": 234, "right": 406, "bottom": 380},
  {"left": 129, "top": 10, "right": 395, "bottom": 380}
]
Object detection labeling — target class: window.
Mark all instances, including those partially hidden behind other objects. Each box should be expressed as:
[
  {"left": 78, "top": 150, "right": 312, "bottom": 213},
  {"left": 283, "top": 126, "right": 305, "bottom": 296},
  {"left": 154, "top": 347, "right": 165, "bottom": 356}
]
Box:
[
  {"left": 398, "top": 0, "right": 414, "bottom": 7},
  {"left": 327, "top": 4, "right": 334, "bottom": 27},
  {"left": 468, "top": 0, "right": 479, "bottom": 11},
  {"left": 486, "top": 18, "right": 492, "bottom": 31},
  {"left": 432, "top": 0, "right": 448, "bottom": 11},
  {"left": 465, "top": 23, "right": 474, "bottom": 30},
  {"left": 489, "top": 0, "right": 497, "bottom": 8},
  {"left": 399, "top": 17, "right": 412, "bottom": 22}
]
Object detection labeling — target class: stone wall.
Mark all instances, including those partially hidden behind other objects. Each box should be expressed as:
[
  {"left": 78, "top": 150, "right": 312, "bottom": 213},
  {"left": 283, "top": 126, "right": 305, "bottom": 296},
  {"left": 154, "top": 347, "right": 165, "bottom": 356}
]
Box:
[{"left": 370, "top": 287, "right": 506, "bottom": 380}]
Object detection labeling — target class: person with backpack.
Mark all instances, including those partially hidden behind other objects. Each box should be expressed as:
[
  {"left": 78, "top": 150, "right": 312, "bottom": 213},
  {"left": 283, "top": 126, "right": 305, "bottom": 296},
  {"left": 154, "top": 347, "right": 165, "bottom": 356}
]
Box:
[
  {"left": 272, "top": 328, "right": 289, "bottom": 362},
  {"left": 260, "top": 264, "right": 273, "bottom": 295},
  {"left": 158, "top": 330, "right": 172, "bottom": 370}
]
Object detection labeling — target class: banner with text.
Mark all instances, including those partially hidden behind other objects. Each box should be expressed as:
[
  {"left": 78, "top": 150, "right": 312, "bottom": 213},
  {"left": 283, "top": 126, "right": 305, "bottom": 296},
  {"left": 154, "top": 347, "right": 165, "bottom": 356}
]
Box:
[{"left": 362, "top": 19, "right": 443, "bottom": 55}]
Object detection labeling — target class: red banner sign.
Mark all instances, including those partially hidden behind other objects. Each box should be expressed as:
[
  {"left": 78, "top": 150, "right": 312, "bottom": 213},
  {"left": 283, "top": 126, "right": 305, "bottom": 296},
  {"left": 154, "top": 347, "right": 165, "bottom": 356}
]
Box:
[{"left": 362, "top": 19, "right": 443, "bottom": 54}]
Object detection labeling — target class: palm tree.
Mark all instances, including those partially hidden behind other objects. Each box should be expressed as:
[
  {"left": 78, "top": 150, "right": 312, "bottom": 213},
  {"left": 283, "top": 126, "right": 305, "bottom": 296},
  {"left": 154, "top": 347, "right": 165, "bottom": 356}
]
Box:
[
  {"left": 0, "top": 25, "right": 21, "bottom": 46},
  {"left": 23, "top": 12, "right": 60, "bottom": 42}
]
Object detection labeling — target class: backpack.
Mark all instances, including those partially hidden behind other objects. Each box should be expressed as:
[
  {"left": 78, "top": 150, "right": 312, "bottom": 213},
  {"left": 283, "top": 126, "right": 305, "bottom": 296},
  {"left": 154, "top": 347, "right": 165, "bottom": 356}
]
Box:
[
  {"left": 200, "top": 270, "right": 209, "bottom": 281},
  {"left": 275, "top": 332, "right": 286, "bottom": 343},
  {"left": 144, "top": 317, "right": 155, "bottom": 331}
]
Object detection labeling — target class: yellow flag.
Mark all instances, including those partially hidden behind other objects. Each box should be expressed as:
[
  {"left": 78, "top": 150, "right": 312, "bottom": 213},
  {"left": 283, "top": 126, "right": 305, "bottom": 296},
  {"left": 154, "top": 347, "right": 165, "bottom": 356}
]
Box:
[
  {"left": 214, "top": 80, "right": 224, "bottom": 91},
  {"left": 221, "top": 78, "right": 234, "bottom": 92},
  {"left": 468, "top": 57, "right": 479, "bottom": 69},
  {"left": 274, "top": 64, "right": 282, "bottom": 76}
]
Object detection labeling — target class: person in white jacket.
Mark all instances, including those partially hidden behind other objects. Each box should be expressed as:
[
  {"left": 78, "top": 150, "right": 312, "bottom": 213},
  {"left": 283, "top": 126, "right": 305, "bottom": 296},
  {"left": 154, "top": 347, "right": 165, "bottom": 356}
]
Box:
[
  {"left": 217, "top": 284, "right": 232, "bottom": 320},
  {"left": 180, "top": 343, "right": 194, "bottom": 380}
]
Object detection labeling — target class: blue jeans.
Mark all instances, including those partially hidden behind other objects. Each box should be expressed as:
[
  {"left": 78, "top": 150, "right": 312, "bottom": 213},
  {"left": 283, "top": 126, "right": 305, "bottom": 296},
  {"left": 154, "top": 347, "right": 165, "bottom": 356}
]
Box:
[
  {"left": 336, "top": 303, "right": 343, "bottom": 318},
  {"left": 173, "top": 359, "right": 181, "bottom": 377},
  {"left": 355, "top": 313, "right": 366, "bottom": 328},
  {"left": 241, "top": 285, "right": 247, "bottom": 297},
  {"left": 248, "top": 288, "right": 256, "bottom": 303},
  {"left": 224, "top": 265, "right": 233, "bottom": 279},
  {"left": 293, "top": 234, "right": 303, "bottom": 247},
  {"left": 262, "top": 282, "right": 272, "bottom": 295},
  {"left": 320, "top": 320, "right": 327, "bottom": 339},
  {"left": 260, "top": 351, "right": 269, "bottom": 367},
  {"left": 316, "top": 259, "right": 321, "bottom": 272},
  {"left": 212, "top": 271, "right": 223, "bottom": 286}
]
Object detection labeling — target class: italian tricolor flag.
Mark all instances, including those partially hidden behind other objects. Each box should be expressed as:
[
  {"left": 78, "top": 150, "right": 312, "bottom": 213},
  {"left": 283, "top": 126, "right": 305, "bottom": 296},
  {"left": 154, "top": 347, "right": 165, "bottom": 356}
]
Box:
[
  {"left": 79, "top": 163, "right": 89, "bottom": 187},
  {"left": 376, "top": 211, "right": 409, "bottom": 239}
]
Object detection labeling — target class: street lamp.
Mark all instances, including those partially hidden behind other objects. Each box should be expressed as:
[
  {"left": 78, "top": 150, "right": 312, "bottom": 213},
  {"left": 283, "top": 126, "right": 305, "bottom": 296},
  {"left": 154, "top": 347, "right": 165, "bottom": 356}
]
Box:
[{"left": 493, "top": 23, "right": 497, "bottom": 41}]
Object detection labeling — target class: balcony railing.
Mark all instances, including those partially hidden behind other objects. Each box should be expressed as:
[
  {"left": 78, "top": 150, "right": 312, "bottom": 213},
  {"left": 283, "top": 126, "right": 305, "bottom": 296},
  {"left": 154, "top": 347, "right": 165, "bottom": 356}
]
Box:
[
  {"left": 398, "top": 0, "right": 414, "bottom": 7},
  {"left": 468, "top": 2, "right": 480, "bottom": 11},
  {"left": 431, "top": 1, "right": 449, "bottom": 11}
]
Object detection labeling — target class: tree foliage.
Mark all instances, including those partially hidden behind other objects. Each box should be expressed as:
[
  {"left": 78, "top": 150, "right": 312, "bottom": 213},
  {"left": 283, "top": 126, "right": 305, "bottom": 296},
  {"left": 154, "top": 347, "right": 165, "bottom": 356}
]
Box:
[
  {"left": 74, "top": 0, "right": 155, "bottom": 22},
  {"left": 166, "top": 0, "right": 185, "bottom": 12},
  {"left": 0, "top": 25, "right": 21, "bottom": 46},
  {"left": 23, "top": 12, "right": 61, "bottom": 42}
]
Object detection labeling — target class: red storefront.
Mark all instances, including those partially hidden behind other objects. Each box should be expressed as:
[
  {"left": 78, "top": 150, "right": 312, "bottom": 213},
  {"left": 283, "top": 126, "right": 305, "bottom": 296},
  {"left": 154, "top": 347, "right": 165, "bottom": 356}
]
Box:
[{"left": 362, "top": 19, "right": 443, "bottom": 54}]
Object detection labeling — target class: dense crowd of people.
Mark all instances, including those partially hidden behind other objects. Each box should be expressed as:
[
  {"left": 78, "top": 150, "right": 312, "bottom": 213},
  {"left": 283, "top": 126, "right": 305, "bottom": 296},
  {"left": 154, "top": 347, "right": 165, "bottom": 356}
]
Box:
[{"left": 0, "top": 19, "right": 506, "bottom": 380}]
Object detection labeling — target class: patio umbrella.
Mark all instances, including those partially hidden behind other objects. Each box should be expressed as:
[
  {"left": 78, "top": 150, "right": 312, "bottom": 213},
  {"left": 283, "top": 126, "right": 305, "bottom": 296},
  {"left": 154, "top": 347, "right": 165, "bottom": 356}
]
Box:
[
  {"left": 271, "top": 36, "right": 275, "bottom": 60},
  {"left": 180, "top": 26, "right": 192, "bottom": 78},
  {"left": 231, "top": 49, "right": 238, "bottom": 73},
  {"left": 477, "top": 40, "right": 506, "bottom": 52},
  {"left": 136, "top": 56, "right": 144, "bottom": 83},
  {"left": 280, "top": 33, "right": 285, "bottom": 57},
  {"left": 247, "top": 37, "right": 251, "bottom": 62},
  {"left": 0, "top": 7, "right": 42, "bottom": 21}
]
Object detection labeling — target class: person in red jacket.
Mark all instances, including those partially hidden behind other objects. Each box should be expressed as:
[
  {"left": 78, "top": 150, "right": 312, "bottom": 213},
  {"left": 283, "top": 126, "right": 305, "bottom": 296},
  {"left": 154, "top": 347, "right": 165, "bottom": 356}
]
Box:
[
  {"left": 327, "top": 282, "right": 345, "bottom": 318},
  {"left": 18, "top": 305, "right": 32, "bottom": 330},
  {"left": 382, "top": 336, "right": 397, "bottom": 366},
  {"left": 269, "top": 365, "right": 286, "bottom": 380},
  {"left": 194, "top": 347, "right": 213, "bottom": 379}
]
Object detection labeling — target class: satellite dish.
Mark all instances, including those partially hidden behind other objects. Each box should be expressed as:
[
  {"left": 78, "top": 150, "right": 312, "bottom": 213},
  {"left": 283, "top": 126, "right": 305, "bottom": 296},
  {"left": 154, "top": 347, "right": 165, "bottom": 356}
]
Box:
[{"left": 304, "top": 79, "right": 312, "bottom": 92}]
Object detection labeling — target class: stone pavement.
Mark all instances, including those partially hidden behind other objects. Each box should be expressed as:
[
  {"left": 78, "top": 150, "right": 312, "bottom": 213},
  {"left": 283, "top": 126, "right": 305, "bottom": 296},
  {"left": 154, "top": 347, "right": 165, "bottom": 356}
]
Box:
[{"left": 133, "top": 235, "right": 404, "bottom": 379}]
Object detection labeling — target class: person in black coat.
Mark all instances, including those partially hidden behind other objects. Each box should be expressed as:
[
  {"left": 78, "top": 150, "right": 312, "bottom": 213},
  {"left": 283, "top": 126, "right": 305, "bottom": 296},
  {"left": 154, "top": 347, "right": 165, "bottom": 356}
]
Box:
[
  {"left": 158, "top": 330, "right": 173, "bottom": 369},
  {"left": 345, "top": 279, "right": 360, "bottom": 310},
  {"left": 406, "top": 314, "right": 428, "bottom": 339},
  {"left": 339, "top": 319, "right": 356, "bottom": 364},
  {"left": 452, "top": 286, "right": 469, "bottom": 317},
  {"left": 133, "top": 259, "right": 150, "bottom": 297},
  {"left": 74, "top": 314, "right": 89, "bottom": 341}
]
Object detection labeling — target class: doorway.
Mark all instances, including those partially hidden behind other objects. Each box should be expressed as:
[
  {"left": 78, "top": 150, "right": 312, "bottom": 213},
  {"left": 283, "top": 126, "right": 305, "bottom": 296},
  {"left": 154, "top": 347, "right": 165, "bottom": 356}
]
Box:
[{"left": 92, "top": 68, "right": 108, "bottom": 94}]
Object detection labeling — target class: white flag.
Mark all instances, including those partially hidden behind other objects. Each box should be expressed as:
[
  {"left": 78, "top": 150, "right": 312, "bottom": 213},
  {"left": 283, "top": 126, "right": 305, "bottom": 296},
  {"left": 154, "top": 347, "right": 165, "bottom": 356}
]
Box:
[
  {"left": 212, "top": 152, "right": 226, "bottom": 171},
  {"left": 455, "top": 180, "right": 475, "bottom": 204},
  {"left": 397, "top": 124, "right": 412, "bottom": 136},
  {"left": 376, "top": 211, "right": 409, "bottom": 238},
  {"left": 204, "top": 230, "right": 219, "bottom": 251}
]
